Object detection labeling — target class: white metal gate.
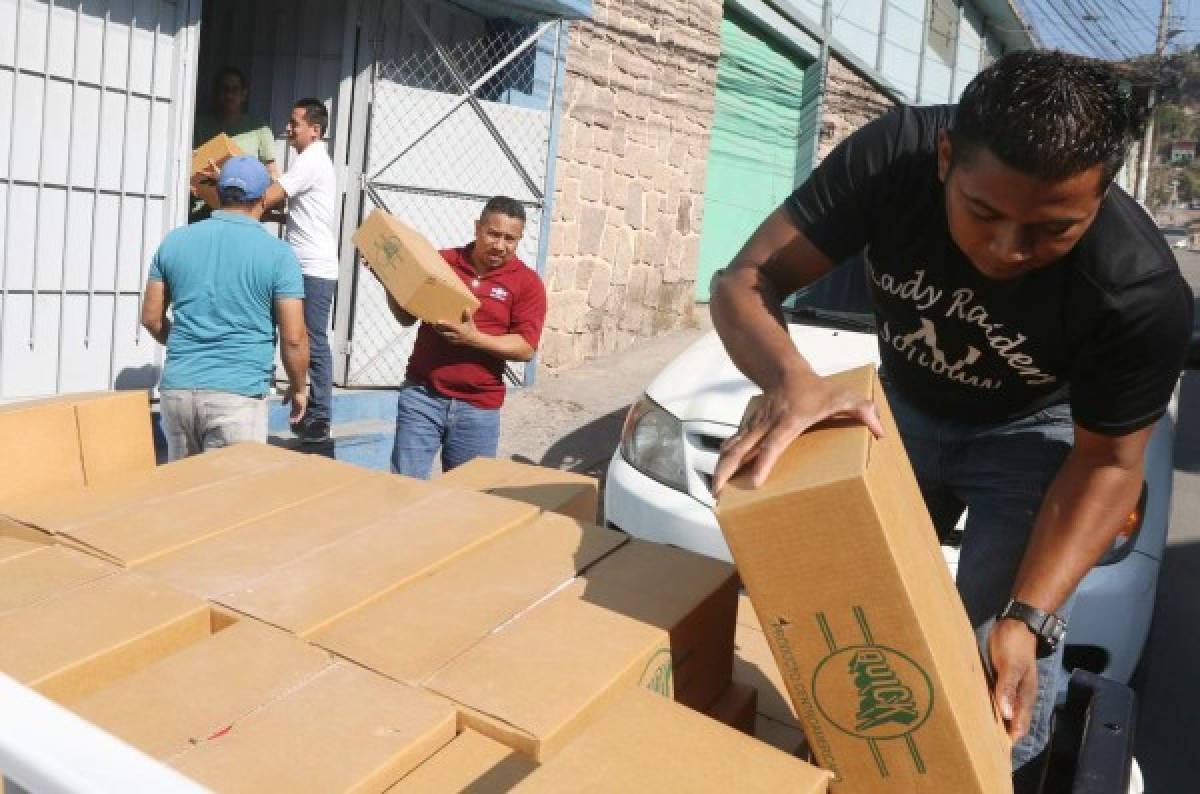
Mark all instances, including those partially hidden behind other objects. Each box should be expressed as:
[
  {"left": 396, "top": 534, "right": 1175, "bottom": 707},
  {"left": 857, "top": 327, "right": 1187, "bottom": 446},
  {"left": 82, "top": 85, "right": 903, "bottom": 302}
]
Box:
[
  {"left": 0, "top": 0, "right": 199, "bottom": 400},
  {"left": 340, "top": 0, "right": 564, "bottom": 387}
]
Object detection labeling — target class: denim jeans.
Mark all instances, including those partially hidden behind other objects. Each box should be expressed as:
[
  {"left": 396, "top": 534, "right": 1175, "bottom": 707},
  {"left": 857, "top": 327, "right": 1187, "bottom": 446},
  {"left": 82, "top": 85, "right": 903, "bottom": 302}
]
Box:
[
  {"left": 303, "top": 276, "right": 337, "bottom": 423},
  {"left": 881, "top": 378, "right": 1074, "bottom": 778},
  {"left": 390, "top": 381, "right": 500, "bottom": 479},
  {"left": 160, "top": 389, "right": 268, "bottom": 461}
]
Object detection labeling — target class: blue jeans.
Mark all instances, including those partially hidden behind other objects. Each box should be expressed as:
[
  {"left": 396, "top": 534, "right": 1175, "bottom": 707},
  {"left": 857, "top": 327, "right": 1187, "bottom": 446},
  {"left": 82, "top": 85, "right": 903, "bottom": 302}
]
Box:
[
  {"left": 303, "top": 276, "right": 336, "bottom": 423},
  {"left": 882, "top": 378, "right": 1074, "bottom": 776},
  {"left": 390, "top": 382, "right": 500, "bottom": 479}
]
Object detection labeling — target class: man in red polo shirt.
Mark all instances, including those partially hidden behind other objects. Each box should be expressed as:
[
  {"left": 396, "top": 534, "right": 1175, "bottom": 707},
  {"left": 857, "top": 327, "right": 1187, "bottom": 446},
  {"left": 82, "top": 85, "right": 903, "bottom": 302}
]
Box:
[{"left": 386, "top": 195, "right": 547, "bottom": 478}]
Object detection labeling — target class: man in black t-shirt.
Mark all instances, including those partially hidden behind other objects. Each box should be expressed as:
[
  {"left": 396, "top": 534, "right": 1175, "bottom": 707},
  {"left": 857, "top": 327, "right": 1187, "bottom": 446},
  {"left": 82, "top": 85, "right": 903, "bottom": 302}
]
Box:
[{"left": 710, "top": 51, "right": 1192, "bottom": 781}]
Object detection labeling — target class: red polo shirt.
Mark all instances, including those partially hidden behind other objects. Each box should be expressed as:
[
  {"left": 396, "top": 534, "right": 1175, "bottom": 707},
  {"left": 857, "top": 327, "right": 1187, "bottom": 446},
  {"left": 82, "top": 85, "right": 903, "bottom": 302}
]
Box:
[{"left": 406, "top": 244, "right": 547, "bottom": 409}]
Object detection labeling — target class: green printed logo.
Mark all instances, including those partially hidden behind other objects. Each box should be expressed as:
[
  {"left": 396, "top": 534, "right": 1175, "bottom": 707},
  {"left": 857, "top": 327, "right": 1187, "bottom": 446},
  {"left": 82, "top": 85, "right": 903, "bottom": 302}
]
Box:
[
  {"left": 809, "top": 608, "right": 933, "bottom": 777},
  {"left": 379, "top": 234, "right": 401, "bottom": 263},
  {"left": 638, "top": 649, "right": 673, "bottom": 696}
]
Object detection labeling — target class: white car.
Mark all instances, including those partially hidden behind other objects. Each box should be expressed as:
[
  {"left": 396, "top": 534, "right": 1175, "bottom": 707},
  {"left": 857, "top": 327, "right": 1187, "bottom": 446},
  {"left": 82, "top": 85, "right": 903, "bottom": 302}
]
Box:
[{"left": 604, "top": 262, "right": 1177, "bottom": 697}]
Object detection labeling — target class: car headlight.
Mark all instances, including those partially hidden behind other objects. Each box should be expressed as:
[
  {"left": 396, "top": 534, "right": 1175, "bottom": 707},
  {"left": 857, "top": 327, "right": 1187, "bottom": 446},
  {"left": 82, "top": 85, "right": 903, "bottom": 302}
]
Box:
[{"left": 619, "top": 395, "right": 688, "bottom": 492}]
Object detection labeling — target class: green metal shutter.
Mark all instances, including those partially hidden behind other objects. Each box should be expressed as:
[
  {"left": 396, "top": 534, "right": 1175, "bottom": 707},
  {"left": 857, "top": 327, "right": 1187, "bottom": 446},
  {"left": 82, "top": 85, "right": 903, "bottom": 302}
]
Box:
[{"left": 695, "top": 8, "right": 818, "bottom": 302}]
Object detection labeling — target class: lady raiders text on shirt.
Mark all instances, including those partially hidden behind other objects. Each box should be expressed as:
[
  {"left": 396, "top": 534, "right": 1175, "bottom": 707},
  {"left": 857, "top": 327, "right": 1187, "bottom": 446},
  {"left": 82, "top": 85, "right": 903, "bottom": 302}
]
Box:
[{"left": 787, "top": 104, "right": 1193, "bottom": 435}]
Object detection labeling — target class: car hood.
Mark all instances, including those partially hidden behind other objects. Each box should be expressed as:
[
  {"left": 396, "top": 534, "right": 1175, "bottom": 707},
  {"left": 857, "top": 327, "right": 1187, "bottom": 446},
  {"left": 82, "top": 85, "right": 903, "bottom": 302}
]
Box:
[{"left": 644, "top": 325, "right": 881, "bottom": 426}]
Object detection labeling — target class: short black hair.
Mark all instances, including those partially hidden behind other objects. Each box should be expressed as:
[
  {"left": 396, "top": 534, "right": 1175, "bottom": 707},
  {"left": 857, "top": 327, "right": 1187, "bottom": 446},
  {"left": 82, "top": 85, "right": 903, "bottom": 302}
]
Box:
[
  {"left": 216, "top": 186, "right": 258, "bottom": 208},
  {"left": 213, "top": 66, "right": 248, "bottom": 91},
  {"left": 951, "top": 50, "right": 1148, "bottom": 188},
  {"left": 294, "top": 98, "right": 329, "bottom": 137},
  {"left": 481, "top": 195, "right": 526, "bottom": 224}
]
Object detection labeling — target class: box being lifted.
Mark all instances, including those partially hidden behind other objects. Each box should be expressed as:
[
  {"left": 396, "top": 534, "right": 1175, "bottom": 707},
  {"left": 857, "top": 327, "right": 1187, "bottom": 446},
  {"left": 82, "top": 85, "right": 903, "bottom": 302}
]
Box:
[{"left": 353, "top": 208, "right": 481, "bottom": 325}]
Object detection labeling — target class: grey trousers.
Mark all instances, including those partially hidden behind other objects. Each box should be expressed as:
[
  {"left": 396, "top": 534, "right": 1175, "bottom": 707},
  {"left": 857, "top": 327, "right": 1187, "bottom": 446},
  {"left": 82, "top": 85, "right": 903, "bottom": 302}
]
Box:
[{"left": 160, "top": 389, "right": 268, "bottom": 462}]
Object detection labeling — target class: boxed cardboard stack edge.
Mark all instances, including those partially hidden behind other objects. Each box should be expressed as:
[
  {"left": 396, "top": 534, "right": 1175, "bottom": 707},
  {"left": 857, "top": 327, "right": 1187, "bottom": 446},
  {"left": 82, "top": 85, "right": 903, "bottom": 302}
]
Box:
[
  {"left": 421, "top": 538, "right": 738, "bottom": 761},
  {"left": 705, "top": 680, "right": 758, "bottom": 736},
  {"left": 353, "top": 208, "right": 480, "bottom": 324},
  {"left": 387, "top": 729, "right": 537, "bottom": 793},
  {"left": 508, "top": 687, "right": 832, "bottom": 793},
  {"left": 0, "top": 390, "right": 154, "bottom": 505},
  {"left": 191, "top": 132, "right": 243, "bottom": 209},
  {"left": 716, "top": 365, "right": 1012, "bottom": 794},
  {"left": 733, "top": 592, "right": 811, "bottom": 756},
  {"left": 435, "top": 456, "right": 599, "bottom": 523}
]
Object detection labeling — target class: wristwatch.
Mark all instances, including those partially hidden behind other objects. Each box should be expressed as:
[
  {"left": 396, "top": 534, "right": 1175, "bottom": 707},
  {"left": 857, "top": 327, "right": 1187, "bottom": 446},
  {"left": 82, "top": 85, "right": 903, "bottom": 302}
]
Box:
[{"left": 998, "top": 599, "right": 1067, "bottom": 657}]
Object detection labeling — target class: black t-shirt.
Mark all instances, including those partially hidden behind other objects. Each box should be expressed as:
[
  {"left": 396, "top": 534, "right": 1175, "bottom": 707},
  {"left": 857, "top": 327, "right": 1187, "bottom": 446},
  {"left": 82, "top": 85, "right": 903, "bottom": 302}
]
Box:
[{"left": 788, "top": 104, "right": 1194, "bottom": 435}]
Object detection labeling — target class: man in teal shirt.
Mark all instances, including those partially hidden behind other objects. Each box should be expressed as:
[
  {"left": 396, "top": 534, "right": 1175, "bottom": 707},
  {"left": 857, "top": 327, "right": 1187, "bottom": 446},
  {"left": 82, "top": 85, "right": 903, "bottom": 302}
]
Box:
[{"left": 142, "top": 156, "right": 309, "bottom": 461}]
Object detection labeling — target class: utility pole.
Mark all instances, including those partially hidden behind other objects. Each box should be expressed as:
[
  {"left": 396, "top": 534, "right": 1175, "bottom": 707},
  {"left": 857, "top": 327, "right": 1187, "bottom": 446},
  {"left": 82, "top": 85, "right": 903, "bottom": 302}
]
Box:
[{"left": 1136, "top": 0, "right": 1172, "bottom": 205}]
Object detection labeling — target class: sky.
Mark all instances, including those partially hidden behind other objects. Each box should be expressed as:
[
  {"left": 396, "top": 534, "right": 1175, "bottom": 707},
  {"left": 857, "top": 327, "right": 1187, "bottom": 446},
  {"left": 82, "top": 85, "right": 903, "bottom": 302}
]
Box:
[{"left": 1017, "top": 0, "right": 1200, "bottom": 59}]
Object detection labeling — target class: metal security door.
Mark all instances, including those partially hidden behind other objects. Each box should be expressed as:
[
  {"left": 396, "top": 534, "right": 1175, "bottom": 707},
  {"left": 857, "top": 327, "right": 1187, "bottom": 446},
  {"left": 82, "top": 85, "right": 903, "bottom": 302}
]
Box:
[{"left": 342, "top": 0, "right": 563, "bottom": 387}]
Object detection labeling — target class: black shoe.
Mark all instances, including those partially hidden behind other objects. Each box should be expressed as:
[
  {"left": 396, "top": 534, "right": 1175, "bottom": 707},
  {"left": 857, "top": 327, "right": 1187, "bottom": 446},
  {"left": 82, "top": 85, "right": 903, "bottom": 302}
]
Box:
[{"left": 299, "top": 419, "right": 330, "bottom": 444}]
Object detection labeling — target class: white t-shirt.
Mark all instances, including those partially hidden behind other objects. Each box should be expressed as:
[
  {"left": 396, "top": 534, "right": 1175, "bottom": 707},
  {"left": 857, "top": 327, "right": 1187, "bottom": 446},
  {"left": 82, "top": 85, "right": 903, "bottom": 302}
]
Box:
[{"left": 279, "top": 141, "right": 339, "bottom": 280}]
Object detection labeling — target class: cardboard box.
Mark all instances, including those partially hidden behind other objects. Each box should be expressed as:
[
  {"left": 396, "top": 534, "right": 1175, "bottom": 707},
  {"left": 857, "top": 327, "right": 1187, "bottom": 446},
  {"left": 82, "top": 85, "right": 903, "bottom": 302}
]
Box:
[
  {"left": 138, "top": 474, "right": 436, "bottom": 599},
  {"left": 169, "top": 662, "right": 457, "bottom": 794},
  {"left": 0, "top": 519, "right": 51, "bottom": 561},
  {"left": 42, "top": 452, "right": 366, "bottom": 567},
  {"left": 70, "top": 618, "right": 333, "bottom": 759},
  {"left": 755, "top": 713, "right": 811, "bottom": 758},
  {"left": 423, "top": 538, "right": 737, "bottom": 761},
  {"left": 191, "top": 133, "right": 243, "bottom": 209},
  {"left": 566, "top": 538, "right": 738, "bottom": 711},
  {"left": 0, "top": 570, "right": 211, "bottom": 703},
  {"left": 216, "top": 486, "right": 540, "bottom": 637},
  {"left": 0, "top": 391, "right": 155, "bottom": 504},
  {"left": 0, "top": 545, "right": 115, "bottom": 613},
  {"left": 352, "top": 208, "right": 480, "bottom": 324},
  {"left": 312, "top": 512, "right": 627, "bottom": 683},
  {"left": 436, "top": 456, "right": 599, "bottom": 523},
  {"left": 706, "top": 681, "right": 758, "bottom": 735},
  {"left": 735, "top": 618, "right": 800, "bottom": 729},
  {"left": 508, "top": 687, "right": 832, "bottom": 793},
  {"left": 388, "top": 729, "right": 536, "bottom": 793},
  {"left": 715, "top": 366, "right": 1012, "bottom": 794}
]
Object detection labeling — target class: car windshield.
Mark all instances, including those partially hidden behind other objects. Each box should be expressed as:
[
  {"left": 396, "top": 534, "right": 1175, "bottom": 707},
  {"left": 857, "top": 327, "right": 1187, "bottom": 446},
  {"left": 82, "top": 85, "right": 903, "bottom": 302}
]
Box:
[{"left": 783, "top": 254, "right": 876, "bottom": 333}]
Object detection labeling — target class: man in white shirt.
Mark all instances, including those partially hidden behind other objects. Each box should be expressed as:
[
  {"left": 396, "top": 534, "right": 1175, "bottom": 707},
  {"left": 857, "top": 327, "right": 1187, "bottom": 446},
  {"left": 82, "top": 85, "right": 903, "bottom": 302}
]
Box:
[{"left": 264, "top": 98, "right": 339, "bottom": 443}]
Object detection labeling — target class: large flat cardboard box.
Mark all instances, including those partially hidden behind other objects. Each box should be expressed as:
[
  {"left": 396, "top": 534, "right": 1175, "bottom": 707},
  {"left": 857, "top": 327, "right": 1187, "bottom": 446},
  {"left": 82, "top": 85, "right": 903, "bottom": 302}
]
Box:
[
  {"left": 352, "top": 208, "right": 480, "bottom": 324},
  {"left": 716, "top": 366, "right": 1012, "bottom": 794},
  {"left": 436, "top": 456, "right": 599, "bottom": 523},
  {"left": 191, "top": 132, "right": 243, "bottom": 209},
  {"left": 388, "top": 729, "right": 536, "bottom": 793},
  {"left": 0, "top": 569, "right": 211, "bottom": 703},
  {"left": 0, "top": 545, "right": 115, "bottom": 613},
  {"left": 509, "top": 687, "right": 832, "bottom": 793},
  {"left": 423, "top": 539, "right": 737, "bottom": 761},
  {"left": 216, "top": 487, "right": 539, "bottom": 637},
  {"left": 70, "top": 618, "right": 333, "bottom": 759},
  {"left": 312, "top": 512, "right": 627, "bottom": 683},
  {"left": 21, "top": 450, "right": 367, "bottom": 567},
  {"left": 169, "top": 663, "right": 457, "bottom": 793},
  {"left": 138, "top": 474, "right": 436, "bottom": 599},
  {"left": 0, "top": 391, "right": 154, "bottom": 505}
]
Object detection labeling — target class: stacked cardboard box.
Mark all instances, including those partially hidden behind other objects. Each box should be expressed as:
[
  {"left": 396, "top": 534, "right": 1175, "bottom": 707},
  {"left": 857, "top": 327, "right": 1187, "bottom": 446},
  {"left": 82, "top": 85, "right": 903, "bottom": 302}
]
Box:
[
  {"left": 352, "top": 209, "right": 480, "bottom": 324},
  {"left": 191, "top": 133, "right": 243, "bottom": 209},
  {"left": 435, "top": 456, "right": 599, "bottom": 523},
  {"left": 387, "top": 730, "right": 536, "bottom": 793},
  {"left": 508, "top": 688, "right": 832, "bottom": 793},
  {"left": 716, "top": 366, "right": 1012, "bottom": 793}
]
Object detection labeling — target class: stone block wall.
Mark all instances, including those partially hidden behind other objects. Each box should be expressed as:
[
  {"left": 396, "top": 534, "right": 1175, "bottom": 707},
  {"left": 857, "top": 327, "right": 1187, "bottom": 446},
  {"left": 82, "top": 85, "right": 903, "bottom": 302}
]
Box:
[
  {"left": 539, "top": 0, "right": 722, "bottom": 371},
  {"left": 817, "top": 55, "right": 896, "bottom": 162}
]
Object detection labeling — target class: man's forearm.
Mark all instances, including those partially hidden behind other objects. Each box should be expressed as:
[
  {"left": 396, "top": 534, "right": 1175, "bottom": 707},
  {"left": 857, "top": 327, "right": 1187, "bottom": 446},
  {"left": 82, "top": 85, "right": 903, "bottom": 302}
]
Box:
[
  {"left": 144, "top": 319, "right": 170, "bottom": 346},
  {"left": 711, "top": 267, "right": 816, "bottom": 390},
  {"left": 1011, "top": 447, "right": 1144, "bottom": 613},
  {"left": 280, "top": 341, "right": 310, "bottom": 392},
  {"left": 468, "top": 331, "right": 534, "bottom": 362}
]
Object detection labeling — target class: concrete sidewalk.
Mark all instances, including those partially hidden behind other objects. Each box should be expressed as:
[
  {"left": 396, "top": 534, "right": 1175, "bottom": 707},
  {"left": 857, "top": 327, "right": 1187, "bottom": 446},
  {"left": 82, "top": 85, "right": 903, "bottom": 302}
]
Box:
[{"left": 496, "top": 307, "right": 713, "bottom": 478}]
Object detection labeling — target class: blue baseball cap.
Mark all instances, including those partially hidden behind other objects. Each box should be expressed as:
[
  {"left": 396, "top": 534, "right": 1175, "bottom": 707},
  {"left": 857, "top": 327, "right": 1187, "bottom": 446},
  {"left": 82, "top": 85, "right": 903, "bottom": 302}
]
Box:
[{"left": 217, "top": 156, "right": 270, "bottom": 200}]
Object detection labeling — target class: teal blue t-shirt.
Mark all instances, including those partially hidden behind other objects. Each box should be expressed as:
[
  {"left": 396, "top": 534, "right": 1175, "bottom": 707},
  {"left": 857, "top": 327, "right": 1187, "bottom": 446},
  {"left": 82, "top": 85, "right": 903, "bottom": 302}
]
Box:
[{"left": 149, "top": 211, "right": 305, "bottom": 397}]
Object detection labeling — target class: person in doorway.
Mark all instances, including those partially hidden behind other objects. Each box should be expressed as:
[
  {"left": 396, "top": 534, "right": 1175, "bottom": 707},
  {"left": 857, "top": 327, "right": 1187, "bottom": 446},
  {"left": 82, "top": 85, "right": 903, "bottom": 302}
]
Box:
[
  {"left": 707, "top": 51, "right": 1192, "bottom": 790},
  {"left": 386, "top": 196, "right": 547, "bottom": 479},
  {"left": 142, "top": 156, "right": 309, "bottom": 461},
  {"left": 262, "top": 98, "right": 340, "bottom": 444},
  {"left": 190, "top": 66, "right": 277, "bottom": 223}
]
